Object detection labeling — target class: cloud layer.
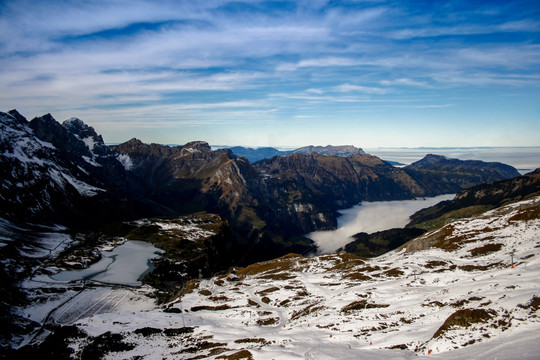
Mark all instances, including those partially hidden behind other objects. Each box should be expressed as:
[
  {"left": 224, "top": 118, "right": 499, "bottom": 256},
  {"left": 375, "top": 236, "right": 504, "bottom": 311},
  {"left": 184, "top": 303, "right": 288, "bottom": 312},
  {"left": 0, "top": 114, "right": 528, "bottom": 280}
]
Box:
[{"left": 0, "top": 0, "right": 539, "bottom": 146}]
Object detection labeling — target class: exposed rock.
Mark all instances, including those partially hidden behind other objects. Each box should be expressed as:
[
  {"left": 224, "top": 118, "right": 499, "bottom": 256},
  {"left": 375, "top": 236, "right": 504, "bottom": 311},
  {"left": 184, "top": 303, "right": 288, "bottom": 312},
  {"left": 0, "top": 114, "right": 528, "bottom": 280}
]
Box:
[{"left": 293, "top": 144, "right": 366, "bottom": 157}]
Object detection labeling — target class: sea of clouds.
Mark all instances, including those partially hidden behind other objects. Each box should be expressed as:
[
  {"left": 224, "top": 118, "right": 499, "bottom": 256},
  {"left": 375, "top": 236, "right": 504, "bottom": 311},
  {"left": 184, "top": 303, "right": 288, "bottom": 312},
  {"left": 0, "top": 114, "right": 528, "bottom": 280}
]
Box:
[{"left": 309, "top": 194, "right": 455, "bottom": 254}]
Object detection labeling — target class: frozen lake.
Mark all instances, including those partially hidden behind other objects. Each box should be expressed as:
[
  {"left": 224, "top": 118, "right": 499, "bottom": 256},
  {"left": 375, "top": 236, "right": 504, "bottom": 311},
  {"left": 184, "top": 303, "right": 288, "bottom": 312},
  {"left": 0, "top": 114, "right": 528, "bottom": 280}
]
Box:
[
  {"left": 308, "top": 194, "right": 455, "bottom": 254},
  {"left": 51, "top": 240, "right": 164, "bottom": 286}
]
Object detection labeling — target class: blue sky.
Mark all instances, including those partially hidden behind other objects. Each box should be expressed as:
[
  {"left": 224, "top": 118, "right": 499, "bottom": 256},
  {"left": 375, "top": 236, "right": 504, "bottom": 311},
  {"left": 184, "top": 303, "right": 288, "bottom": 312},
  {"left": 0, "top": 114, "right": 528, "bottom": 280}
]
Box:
[{"left": 0, "top": 0, "right": 539, "bottom": 148}]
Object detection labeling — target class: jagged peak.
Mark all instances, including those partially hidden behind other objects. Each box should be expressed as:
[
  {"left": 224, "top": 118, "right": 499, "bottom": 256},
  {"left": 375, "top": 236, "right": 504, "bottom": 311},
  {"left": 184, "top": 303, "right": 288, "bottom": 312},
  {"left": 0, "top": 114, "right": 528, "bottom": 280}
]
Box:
[
  {"left": 6, "top": 109, "right": 28, "bottom": 125},
  {"left": 63, "top": 116, "right": 85, "bottom": 128},
  {"left": 63, "top": 117, "right": 104, "bottom": 147}
]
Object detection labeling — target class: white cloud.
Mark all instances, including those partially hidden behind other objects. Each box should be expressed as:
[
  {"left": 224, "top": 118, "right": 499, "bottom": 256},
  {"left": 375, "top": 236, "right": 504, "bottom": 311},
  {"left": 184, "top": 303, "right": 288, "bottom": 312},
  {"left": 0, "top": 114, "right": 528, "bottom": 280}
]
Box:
[{"left": 334, "top": 83, "right": 387, "bottom": 94}]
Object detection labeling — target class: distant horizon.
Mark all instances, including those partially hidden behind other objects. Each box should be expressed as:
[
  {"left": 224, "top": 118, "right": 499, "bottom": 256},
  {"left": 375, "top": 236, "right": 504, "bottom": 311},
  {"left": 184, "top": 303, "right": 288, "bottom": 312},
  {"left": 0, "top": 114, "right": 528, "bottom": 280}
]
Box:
[{"left": 1, "top": 1, "right": 539, "bottom": 148}]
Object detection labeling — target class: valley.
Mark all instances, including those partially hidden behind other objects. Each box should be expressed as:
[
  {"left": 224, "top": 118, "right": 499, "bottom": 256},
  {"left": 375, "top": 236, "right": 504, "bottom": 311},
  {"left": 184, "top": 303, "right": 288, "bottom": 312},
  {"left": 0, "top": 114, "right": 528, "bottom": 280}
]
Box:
[{"left": 1, "top": 109, "right": 539, "bottom": 359}]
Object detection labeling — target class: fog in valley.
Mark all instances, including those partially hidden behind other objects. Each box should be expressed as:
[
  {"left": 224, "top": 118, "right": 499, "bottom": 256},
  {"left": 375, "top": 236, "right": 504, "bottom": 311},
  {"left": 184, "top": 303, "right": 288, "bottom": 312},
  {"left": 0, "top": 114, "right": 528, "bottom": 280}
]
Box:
[{"left": 309, "top": 194, "right": 455, "bottom": 254}]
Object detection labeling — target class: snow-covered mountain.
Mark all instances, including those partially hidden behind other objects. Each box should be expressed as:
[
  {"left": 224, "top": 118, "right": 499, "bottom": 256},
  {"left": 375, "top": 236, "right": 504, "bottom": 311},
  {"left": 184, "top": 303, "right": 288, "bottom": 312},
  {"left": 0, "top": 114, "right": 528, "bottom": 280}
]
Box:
[
  {"left": 0, "top": 110, "right": 140, "bottom": 227},
  {"left": 17, "top": 195, "right": 539, "bottom": 359}
]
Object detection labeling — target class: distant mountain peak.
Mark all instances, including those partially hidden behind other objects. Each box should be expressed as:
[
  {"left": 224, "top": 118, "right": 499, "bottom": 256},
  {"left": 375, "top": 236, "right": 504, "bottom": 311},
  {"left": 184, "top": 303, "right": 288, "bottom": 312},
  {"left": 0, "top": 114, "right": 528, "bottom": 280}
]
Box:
[
  {"left": 294, "top": 144, "right": 365, "bottom": 156},
  {"left": 183, "top": 141, "right": 211, "bottom": 152}
]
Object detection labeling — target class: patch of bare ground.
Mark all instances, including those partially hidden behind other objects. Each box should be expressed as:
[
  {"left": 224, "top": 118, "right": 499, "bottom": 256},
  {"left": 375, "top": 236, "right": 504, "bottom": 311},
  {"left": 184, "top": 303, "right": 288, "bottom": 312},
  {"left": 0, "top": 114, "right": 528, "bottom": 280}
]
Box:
[
  {"left": 469, "top": 243, "right": 503, "bottom": 257},
  {"left": 255, "top": 287, "right": 280, "bottom": 295},
  {"left": 383, "top": 268, "right": 404, "bottom": 277},
  {"left": 433, "top": 308, "right": 497, "bottom": 338},
  {"left": 178, "top": 338, "right": 228, "bottom": 355},
  {"left": 424, "top": 260, "right": 449, "bottom": 269},
  {"left": 422, "top": 301, "right": 445, "bottom": 308},
  {"left": 234, "top": 338, "right": 271, "bottom": 346},
  {"left": 450, "top": 296, "right": 485, "bottom": 308},
  {"left": 327, "top": 258, "right": 365, "bottom": 272},
  {"left": 190, "top": 304, "right": 233, "bottom": 312},
  {"left": 508, "top": 203, "right": 540, "bottom": 221},
  {"left": 341, "top": 300, "right": 390, "bottom": 314},
  {"left": 237, "top": 254, "right": 301, "bottom": 277},
  {"left": 291, "top": 304, "right": 324, "bottom": 321},
  {"left": 256, "top": 317, "right": 279, "bottom": 326},
  {"left": 216, "top": 350, "right": 254, "bottom": 360},
  {"left": 247, "top": 299, "right": 260, "bottom": 308},
  {"left": 342, "top": 273, "right": 372, "bottom": 281},
  {"left": 402, "top": 225, "right": 459, "bottom": 252},
  {"left": 199, "top": 289, "right": 212, "bottom": 296},
  {"left": 517, "top": 295, "right": 540, "bottom": 314},
  {"left": 458, "top": 262, "right": 503, "bottom": 272},
  {"left": 258, "top": 273, "right": 296, "bottom": 280},
  {"left": 182, "top": 279, "right": 199, "bottom": 294}
]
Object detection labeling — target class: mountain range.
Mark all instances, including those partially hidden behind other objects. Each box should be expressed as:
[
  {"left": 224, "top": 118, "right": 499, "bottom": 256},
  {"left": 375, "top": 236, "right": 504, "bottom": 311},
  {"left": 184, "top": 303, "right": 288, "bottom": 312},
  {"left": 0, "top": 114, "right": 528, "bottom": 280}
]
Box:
[
  {"left": 1, "top": 110, "right": 520, "bottom": 247},
  {"left": 227, "top": 144, "right": 366, "bottom": 163},
  {"left": 1, "top": 109, "right": 535, "bottom": 357}
]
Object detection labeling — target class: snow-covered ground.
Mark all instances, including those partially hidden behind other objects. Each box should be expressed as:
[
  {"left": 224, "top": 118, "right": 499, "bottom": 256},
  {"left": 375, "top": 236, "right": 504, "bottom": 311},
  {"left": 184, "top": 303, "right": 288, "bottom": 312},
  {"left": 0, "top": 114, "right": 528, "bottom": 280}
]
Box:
[
  {"left": 50, "top": 240, "right": 163, "bottom": 286},
  {"left": 46, "top": 196, "right": 539, "bottom": 359}
]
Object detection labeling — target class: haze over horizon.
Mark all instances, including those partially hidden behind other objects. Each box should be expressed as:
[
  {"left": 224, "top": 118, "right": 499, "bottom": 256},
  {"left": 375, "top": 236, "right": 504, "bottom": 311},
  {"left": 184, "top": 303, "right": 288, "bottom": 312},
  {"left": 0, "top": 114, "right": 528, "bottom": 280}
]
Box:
[{"left": 1, "top": 0, "right": 539, "bottom": 148}]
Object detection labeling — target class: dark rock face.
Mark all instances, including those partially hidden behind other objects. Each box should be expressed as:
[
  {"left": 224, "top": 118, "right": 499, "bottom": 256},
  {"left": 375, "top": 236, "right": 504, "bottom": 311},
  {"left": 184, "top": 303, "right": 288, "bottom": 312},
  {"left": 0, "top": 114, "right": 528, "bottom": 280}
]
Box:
[
  {"left": 111, "top": 139, "right": 274, "bottom": 225},
  {"left": 254, "top": 152, "right": 427, "bottom": 233},
  {"left": 0, "top": 111, "right": 147, "bottom": 228},
  {"left": 404, "top": 154, "right": 520, "bottom": 195}
]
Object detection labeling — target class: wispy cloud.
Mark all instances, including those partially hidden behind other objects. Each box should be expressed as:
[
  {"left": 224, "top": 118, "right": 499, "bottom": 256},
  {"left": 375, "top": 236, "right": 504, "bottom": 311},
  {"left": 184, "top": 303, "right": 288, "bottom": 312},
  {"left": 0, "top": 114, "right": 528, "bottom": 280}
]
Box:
[
  {"left": 0, "top": 0, "right": 539, "bottom": 147},
  {"left": 334, "top": 83, "right": 387, "bottom": 94}
]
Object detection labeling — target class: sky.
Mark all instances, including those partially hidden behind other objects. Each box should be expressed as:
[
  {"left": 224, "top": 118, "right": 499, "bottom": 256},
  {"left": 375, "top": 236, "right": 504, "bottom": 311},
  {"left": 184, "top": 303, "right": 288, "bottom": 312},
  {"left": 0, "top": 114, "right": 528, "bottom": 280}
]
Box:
[{"left": 0, "top": 0, "right": 539, "bottom": 148}]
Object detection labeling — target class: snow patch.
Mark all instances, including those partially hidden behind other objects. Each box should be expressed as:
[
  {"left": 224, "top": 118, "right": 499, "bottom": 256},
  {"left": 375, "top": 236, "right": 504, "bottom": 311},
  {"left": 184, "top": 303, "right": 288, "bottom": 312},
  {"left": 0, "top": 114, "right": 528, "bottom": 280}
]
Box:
[{"left": 116, "top": 153, "right": 134, "bottom": 170}]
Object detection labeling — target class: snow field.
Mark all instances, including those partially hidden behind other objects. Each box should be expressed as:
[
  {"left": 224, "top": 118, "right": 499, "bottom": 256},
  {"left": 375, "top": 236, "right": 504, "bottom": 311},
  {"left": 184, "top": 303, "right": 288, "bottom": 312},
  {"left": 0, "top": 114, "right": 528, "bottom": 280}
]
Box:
[{"left": 14, "top": 196, "right": 540, "bottom": 359}]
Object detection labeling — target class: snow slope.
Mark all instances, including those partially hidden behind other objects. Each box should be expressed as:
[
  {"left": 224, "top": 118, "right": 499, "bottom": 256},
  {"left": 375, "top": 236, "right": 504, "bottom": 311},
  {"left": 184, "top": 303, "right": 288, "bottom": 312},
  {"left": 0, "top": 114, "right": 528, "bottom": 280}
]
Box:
[{"left": 63, "top": 196, "right": 540, "bottom": 359}]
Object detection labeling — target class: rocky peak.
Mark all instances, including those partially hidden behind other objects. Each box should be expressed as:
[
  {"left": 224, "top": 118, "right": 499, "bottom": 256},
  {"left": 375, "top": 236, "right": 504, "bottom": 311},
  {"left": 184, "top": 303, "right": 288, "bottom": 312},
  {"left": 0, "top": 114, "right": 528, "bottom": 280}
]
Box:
[
  {"left": 294, "top": 145, "right": 365, "bottom": 157},
  {"left": 63, "top": 117, "right": 104, "bottom": 143},
  {"left": 183, "top": 141, "right": 211, "bottom": 152},
  {"left": 29, "top": 114, "right": 91, "bottom": 156},
  {"left": 6, "top": 109, "right": 28, "bottom": 126}
]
